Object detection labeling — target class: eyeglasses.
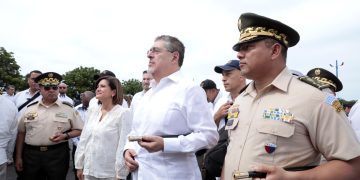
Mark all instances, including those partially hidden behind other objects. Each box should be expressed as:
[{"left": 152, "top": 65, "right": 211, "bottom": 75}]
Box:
[
  {"left": 43, "top": 86, "right": 58, "bottom": 91},
  {"left": 58, "top": 87, "right": 67, "bottom": 89},
  {"left": 147, "top": 47, "right": 174, "bottom": 54}
]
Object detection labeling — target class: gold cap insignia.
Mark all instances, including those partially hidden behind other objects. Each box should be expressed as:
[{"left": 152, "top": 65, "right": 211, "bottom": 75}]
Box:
[{"left": 315, "top": 69, "right": 321, "bottom": 76}]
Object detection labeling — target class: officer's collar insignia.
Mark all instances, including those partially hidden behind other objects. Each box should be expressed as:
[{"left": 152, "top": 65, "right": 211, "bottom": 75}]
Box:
[
  {"left": 263, "top": 108, "right": 294, "bottom": 123},
  {"left": 265, "top": 143, "right": 277, "bottom": 154},
  {"left": 26, "top": 112, "right": 38, "bottom": 120},
  {"left": 325, "top": 95, "right": 343, "bottom": 112}
]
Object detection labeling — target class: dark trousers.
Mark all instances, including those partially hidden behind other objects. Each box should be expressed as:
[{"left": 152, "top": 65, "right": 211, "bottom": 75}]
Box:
[
  {"left": 72, "top": 144, "right": 79, "bottom": 180},
  {"left": 23, "top": 142, "right": 69, "bottom": 180}
]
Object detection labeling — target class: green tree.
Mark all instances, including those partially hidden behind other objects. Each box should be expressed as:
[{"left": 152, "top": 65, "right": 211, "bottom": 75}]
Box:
[
  {"left": 122, "top": 78, "right": 142, "bottom": 95},
  {"left": 62, "top": 66, "right": 100, "bottom": 101},
  {"left": 0, "top": 47, "right": 27, "bottom": 91}
]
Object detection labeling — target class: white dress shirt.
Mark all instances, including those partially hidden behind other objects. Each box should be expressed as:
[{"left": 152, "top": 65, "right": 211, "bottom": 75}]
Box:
[
  {"left": 58, "top": 94, "right": 74, "bottom": 105},
  {"left": 1, "top": 93, "right": 15, "bottom": 104},
  {"left": 130, "top": 90, "right": 146, "bottom": 114},
  {"left": 124, "top": 70, "right": 219, "bottom": 180},
  {"left": 349, "top": 101, "right": 360, "bottom": 141},
  {"left": 71, "top": 104, "right": 89, "bottom": 146},
  {"left": 0, "top": 96, "right": 18, "bottom": 165},
  {"left": 75, "top": 104, "right": 131, "bottom": 179},
  {"left": 14, "top": 89, "right": 42, "bottom": 118}
]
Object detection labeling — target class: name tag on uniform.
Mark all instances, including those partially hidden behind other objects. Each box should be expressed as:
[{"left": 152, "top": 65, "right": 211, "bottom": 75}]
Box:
[{"left": 55, "top": 113, "right": 68, "bottom": 118}]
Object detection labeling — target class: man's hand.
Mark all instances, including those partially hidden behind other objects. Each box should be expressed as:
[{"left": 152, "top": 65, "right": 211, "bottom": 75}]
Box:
[
  {"left": 77, "top": 169, "right": 84, "bottom": 180},
  {"left": 214, "top": 101, "right": 232, "bottom": 126},
  {"left": 124, "top": 149, "right": 139, "bottom": 172},
  {"left": 138, "top": 135, "right": 164, "bottom": 153},
  {"left": 15, "top": 157, "right": 23, "bottom": 171},
  {"left": 49, "top": 133, "right": 66, "bottom": 142},
  {"left": 252, "top": 164, "right": 290, "bottom": 180}
]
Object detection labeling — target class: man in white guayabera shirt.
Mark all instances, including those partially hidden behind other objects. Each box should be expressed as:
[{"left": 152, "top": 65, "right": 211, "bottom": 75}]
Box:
[{"left": 124, "top": 35, "right": 219, "bottom": 180}]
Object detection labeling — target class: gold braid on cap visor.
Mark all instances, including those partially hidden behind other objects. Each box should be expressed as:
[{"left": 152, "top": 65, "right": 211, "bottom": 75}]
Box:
[
  {"left": 239, "top": 27, "right": 289, "bottom": 47},
  {"left": 312, "top": 77, "right": 337, "bottom": 91},
  {"left": 38, "top": 78, "right": 60, "bottom": 86}
]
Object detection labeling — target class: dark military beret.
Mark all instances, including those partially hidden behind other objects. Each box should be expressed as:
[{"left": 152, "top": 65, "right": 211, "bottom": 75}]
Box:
[
  {"left": 35, "top": 72, "right": 62, "bottom": 86},
  {"left": 233, "top": 12, "right": 300, "bottom": 51},
  {"left": 307, "top": 68, "right": 343, "bottom": 92}
]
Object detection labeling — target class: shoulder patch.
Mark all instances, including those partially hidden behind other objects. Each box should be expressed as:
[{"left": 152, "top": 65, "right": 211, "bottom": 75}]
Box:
[
  {"left": 299, "top": 76, "right": 331, "bottom": 90},
  {"left": 62, "top": 101, "right": 73, "bottom": 108},
  {"left": 27, "top": 101, "right": 39, "bottom": 107},
  {"left": 324, "top": 94, "right": 343, "bottom": 112}
]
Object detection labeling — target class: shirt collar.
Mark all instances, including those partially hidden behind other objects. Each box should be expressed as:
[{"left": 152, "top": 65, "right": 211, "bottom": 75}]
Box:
[
  {"left": 244, "top": 67, "right": 292, "bottom": 96},
  {"left": 270, "top": 67, "right": 292, "bottom": 92},
  {"left": 150, "top": 70, "right": 182, "bottom": 88},
  {"left": 39, "top": 98, "right": 62, "bottom": 107}
]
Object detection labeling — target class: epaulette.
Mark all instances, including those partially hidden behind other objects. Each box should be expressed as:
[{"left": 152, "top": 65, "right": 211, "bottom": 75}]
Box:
[
  {"left": 62, "top": 101, "right": 73, "bottom": 108},
  {"left": 298, "top": 76, "right": 332, "bottom": 90},
  {"left": 27, "top": 101, "right": 38, "bottom": 107}
]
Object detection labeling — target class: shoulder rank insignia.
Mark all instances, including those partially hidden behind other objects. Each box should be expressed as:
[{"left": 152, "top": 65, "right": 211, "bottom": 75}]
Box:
[
  {"left": 299, "top": 76, "right": 331, "bottom": 90},
  {"left": 325, "top": 95, "right": 343, "bottom": 112},
  {"left": 62, "top": 101, "right": 73, "bottom": 108},
  {"left": 27, "top": 101, "right": 39, "bottom": 107}
]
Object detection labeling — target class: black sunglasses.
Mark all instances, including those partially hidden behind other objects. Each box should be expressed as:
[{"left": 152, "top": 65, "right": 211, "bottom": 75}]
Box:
[{"left": 43, "top": 86, "right": 58, "bottom": 91}]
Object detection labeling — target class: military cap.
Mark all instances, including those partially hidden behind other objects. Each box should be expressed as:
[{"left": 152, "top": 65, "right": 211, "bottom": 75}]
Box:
[
  {"left": 214, "top": 60, "right": 240, "bottom": 73},
  {"left": 233, "top": 12, "right": 300, "bottom": 51},
  {"left": 93, "top": 70, "right": 116, "bottom": 80},
  {"left": 200, "top": 79, "right": 217, "bottom": 90},
  {"left": 35, "top": 72, "right": 62, "bottom": 86},
  {"left": 307, "top": 68, "right": 342, "bottom": 92}
]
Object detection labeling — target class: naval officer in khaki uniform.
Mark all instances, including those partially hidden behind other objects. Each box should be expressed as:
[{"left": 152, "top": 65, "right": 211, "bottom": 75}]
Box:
[
  {"left": 307, "top": 67, "right": 343, "bottom": 96},
  {"left": 15, "top": 72, "right": 83, "bottom": 180},
  {"left": 222, "top": 13, "right": 360, "bottom": 179}
]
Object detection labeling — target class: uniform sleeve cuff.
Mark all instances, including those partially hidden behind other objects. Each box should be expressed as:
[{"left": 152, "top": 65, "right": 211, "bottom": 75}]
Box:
[{"left": 163, "top": 138, "right": 180, "bottom": 152}]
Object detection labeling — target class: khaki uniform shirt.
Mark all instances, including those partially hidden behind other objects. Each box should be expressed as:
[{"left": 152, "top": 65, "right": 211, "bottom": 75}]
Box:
[
  {"left": 224, "top": 68, "right": 360, "bottom": 180},
  {"left": 18, "top": 99, "right": 83, "bottom": 146}
]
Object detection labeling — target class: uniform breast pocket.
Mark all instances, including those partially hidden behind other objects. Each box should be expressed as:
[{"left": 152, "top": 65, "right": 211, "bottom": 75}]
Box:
[
  {"left": 24, "top": 117, "right": 42, "bottom": 136},
  {"left": 256, "top": 120, "right": 295, "bottom": 138},
  {"left": 254, "top": 120, "right": 295, "bottom": 163},
  {"left": 53, "top": 117, "right": 69, "bottom": 132}
]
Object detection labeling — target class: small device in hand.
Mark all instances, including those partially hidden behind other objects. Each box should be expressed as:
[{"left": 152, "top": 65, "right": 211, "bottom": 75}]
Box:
[{"left": 128, "top": 136, "right": 143, "bottom": 142}]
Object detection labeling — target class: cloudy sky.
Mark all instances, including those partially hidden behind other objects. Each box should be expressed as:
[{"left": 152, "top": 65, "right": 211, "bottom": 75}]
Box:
[{"left": 1, "top": 0, "right": 359, "bottom": 100}]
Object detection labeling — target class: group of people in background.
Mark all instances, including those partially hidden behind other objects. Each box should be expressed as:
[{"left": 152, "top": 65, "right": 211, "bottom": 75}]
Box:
[{"left": 1, "top": 12, "right": 360, "bottom": 180}]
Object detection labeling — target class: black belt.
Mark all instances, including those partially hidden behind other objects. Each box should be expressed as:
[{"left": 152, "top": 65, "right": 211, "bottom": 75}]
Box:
[
  {"left": 160, "top": 132, "right": 191, "bottom": 138},
  {"left": 25, "top": 142, "right": 68, "bottom": 152}
]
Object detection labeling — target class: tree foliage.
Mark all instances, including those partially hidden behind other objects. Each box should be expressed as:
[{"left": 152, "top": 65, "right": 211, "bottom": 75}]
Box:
[
  {"left": 122, "top": 78, "right": 142, "bottom": 95},
  {"left": 62, "top": 66, "right": 100, "bottom": 100},
  {"left": 0, "top": 47, "right": 27, "bottom": 92}
]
